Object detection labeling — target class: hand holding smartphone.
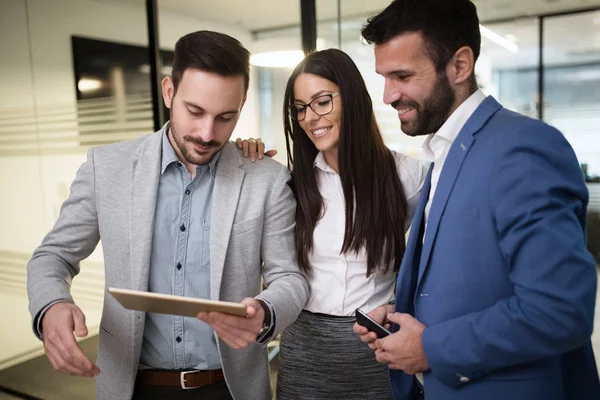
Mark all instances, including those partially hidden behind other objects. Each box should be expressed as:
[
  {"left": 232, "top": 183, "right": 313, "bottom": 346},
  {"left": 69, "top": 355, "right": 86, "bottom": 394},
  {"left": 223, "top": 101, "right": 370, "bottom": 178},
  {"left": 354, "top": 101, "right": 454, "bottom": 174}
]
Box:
[{"left": 355, "top": 308, "right": 391, "bottom": 338}]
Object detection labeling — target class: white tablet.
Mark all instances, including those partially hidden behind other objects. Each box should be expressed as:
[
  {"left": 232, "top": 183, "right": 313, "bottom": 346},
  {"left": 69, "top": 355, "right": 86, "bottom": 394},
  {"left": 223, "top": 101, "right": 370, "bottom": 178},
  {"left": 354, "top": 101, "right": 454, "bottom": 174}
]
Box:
[{"left": 108, "top": 287, "right": 247, "bottom": 317}]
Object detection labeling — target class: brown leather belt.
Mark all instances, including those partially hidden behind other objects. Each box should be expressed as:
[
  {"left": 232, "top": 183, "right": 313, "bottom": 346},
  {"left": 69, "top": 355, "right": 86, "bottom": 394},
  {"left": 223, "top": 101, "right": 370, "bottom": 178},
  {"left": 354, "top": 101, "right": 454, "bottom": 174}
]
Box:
[{"left": 136, "top": 369, "right": 225, "bottom": 390}]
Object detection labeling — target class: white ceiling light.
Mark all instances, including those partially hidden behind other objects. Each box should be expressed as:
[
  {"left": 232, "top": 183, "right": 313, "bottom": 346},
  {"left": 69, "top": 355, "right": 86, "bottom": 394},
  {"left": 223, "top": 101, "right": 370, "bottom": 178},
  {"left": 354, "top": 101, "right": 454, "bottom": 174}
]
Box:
[
  {"left": 77, "top": 78, "right": 102, "bottom": 92},
  {"left": 250, "top": 50, "right": 305, "bottom": 68},
  {"left": 480, "top": 24, "right": 519, "bottom": 53}
]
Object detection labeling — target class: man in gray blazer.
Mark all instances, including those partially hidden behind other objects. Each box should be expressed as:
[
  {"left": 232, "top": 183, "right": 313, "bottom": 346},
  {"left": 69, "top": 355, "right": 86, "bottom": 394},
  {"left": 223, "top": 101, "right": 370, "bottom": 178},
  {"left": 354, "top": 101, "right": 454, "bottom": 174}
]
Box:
[{"left": 27, "top": 30, "right": 308, "bottom": 400}]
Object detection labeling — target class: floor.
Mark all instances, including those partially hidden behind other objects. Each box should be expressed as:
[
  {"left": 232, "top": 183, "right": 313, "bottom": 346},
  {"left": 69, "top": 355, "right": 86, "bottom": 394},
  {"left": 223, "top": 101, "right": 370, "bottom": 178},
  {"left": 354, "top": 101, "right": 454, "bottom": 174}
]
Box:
[
  {"left": 0, "top": 393, "right": 22, "bottom": 400},
  {"left": 0, "top": 334, "right": 281, "bottom": 400},
  {"left": 0, "top": 394, "right": 22, "bottom": 400},
  {"left": 0, "top": 288, "right": 102, "bottom": 371},
  {"left": 0, "top": 335, "right": 99, "bottom": 400}
]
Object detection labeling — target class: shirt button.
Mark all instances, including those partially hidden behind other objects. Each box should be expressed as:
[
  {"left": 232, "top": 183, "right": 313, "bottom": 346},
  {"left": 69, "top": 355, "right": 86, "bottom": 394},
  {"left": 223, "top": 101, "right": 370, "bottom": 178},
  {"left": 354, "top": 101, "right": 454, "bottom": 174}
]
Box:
[
  {"left": 458, "top": 375, "right": 470, "bottom": 383},
  {"left": 176, "top": 263, "right": 182, "bottom": 270},
  {"left": 185, "top": 189, "right": 190, "bottom": 195},
  {"left": 176, "top": 336, "right": 182, "bottom": 343},
  {"left": 180, "top": 225, "right": 186, "bottom": 232}
]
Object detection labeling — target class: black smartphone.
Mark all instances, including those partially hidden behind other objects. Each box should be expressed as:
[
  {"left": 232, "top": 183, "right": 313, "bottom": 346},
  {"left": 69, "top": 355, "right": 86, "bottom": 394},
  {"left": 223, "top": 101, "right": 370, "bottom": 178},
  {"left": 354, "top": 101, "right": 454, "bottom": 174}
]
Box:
[{"left": 355, "top": 308, "right": 391, "bottom": 338}]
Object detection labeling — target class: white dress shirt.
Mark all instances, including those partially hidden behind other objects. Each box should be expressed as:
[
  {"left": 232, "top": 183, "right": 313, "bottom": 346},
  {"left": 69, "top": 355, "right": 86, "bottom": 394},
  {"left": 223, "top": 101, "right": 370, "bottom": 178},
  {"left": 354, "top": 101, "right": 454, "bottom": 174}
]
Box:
[
  {"left": 422, "top": 90, "right": 487, "bottom": 225},
  {"left": 304, "top": 151, "right": 428, "bottom": 316}
]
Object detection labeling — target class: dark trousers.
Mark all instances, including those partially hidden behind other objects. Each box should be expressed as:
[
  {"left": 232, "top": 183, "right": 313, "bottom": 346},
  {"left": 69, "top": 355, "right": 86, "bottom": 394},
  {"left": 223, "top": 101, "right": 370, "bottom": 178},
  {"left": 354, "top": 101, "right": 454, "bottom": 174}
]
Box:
[{"left": 132, "top": 381, "right": 233, "bottom": 400}]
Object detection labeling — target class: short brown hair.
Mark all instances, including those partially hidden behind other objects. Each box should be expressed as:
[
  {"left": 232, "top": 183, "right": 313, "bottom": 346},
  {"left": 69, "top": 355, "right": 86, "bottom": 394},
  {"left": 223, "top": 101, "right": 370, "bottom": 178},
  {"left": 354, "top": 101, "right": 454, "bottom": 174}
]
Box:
[{"left": 171, "top": 30, "right": 250, "bottom": 93}]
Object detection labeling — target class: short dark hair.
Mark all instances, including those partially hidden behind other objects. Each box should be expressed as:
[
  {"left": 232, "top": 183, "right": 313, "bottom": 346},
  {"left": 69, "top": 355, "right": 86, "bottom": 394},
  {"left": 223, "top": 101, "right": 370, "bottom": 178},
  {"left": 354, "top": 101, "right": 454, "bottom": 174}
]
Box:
[
  {"left": 283, "top": 49, "right": 409, "bottom": 277},
  {"left": 362, "top": 0, "right": 481, "bottom": 72},
  {"left": 171, "top": 30, "right": 250, "bottom": 93}
]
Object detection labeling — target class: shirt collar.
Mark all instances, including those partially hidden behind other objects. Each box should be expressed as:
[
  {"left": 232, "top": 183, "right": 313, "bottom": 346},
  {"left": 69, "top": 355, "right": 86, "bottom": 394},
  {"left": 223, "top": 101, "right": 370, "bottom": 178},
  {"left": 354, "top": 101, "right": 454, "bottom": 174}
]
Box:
[
  {"left": 161, "top": 122, "right": 178, "bottom": 174},
  {"left": 161, "top": 121, "right": 222, "bottom": 178},
  {"left": 422, "top": 89, "right": 487, "bottom": 160},
  {"left": 313, "top": 151, "right": 337, "bottom": 174}
]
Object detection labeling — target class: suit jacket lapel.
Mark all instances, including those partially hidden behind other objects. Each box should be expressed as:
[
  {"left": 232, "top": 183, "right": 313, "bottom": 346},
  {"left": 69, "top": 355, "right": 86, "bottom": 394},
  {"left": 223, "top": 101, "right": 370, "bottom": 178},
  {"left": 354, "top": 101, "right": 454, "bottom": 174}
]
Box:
[
  {"left": 417, "top": 96, "right": 504, "bottom": 286},
  {"left": 210, "top": 142, "right": 245, "bottom": 301},
  {"left": 395, "top": 165, "right": 433, "bottom": 315},
  {"left": 130, "top": 131, "right": 162, "bottom": 292}
]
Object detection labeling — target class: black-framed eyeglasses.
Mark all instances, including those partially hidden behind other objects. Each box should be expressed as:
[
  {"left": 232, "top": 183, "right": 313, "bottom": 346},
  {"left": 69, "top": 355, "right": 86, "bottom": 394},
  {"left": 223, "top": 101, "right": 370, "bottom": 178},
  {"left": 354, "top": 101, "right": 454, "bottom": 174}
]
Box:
[{"left": 287, "top": 92, "right": 340, "bottom": 121}]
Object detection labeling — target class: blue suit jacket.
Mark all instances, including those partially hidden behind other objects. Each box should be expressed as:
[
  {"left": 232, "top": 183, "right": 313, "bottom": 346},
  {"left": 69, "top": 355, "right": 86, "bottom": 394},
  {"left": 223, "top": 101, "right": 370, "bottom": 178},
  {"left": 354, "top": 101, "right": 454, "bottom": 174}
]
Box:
[{"left": 390, "top": 96, "right": 599, "bottom": 400}]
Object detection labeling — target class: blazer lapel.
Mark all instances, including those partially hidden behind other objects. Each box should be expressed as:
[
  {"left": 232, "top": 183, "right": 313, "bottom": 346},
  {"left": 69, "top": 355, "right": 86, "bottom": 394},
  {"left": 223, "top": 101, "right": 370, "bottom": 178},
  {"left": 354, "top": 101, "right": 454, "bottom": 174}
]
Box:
[
  {"left": 129, "top": 131, "right": 162, "bottom": 292},
  {"left": 210, "top": 142, "right": 245, "bottom": 301},
  {"left": 395, "top": 164, "right": 433, "bottom": 315},
  {"left": 417, "top": 96, "right": 503, "bottom": 286}
]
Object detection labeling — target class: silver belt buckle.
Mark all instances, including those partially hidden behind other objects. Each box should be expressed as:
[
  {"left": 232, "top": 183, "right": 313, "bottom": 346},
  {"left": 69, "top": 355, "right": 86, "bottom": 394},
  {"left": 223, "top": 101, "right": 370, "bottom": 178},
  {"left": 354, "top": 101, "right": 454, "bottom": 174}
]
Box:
[{"left": 180, "top": 370, "right": 201, "bottom": 390}]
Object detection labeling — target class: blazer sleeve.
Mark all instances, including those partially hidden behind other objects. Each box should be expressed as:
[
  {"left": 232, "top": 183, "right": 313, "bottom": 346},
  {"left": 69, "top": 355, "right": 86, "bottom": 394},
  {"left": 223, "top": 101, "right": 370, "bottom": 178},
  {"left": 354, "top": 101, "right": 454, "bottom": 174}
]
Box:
[
  {"left": 254, "top": 165, "right": 309, "bottom": 337},
  {"left": 421, "top": 123, "right": 597, "bottom": 387},
  {"left": 27, "top": 147, "right": 101, "bottom": 339}
]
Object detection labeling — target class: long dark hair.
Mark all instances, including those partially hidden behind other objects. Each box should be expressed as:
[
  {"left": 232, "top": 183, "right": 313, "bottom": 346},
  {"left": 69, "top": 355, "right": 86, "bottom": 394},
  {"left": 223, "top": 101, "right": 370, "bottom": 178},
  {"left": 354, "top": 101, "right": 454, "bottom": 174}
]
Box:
[{"left": 283, "top": 49, "right": 409, "bottom": 277}]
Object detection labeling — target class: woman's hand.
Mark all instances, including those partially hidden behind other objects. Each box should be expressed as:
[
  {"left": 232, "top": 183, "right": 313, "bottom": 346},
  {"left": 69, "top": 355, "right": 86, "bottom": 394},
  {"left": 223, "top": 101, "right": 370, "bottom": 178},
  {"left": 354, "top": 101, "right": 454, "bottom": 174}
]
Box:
[{"left": 236, "top": 137, "right": 278, "bottom": 161}]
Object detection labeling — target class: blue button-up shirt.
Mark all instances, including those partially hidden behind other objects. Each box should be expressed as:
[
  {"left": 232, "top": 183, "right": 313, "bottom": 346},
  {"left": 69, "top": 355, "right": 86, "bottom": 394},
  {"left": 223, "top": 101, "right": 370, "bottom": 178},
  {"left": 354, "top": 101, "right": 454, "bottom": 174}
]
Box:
[{"left": 140, "top": 125, "right": 222, "bottom": 370}]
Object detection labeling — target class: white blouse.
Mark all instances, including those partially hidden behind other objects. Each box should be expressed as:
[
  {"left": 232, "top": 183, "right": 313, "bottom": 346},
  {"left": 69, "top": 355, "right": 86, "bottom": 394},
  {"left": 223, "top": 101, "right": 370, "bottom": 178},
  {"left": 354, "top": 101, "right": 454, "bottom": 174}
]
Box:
[{"left": 304, "top": 151, "right": 428, "bottom": 316}]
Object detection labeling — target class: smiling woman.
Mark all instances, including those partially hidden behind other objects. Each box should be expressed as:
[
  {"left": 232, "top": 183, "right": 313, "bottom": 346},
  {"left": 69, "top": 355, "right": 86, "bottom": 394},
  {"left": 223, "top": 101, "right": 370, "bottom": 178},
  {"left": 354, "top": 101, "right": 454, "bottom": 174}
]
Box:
[
  {"left": 273, "top": 48, "right": 428, "bottom": 400},
  {"left": 290, "top": 77, "right": 342, "bottom": 168}
]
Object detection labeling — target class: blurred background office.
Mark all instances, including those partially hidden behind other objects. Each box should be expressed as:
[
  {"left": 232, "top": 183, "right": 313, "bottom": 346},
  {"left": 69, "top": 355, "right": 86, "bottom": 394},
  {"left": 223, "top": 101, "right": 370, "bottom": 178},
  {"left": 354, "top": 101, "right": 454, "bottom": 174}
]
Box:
[{"left": 0, "top": 0, "right": 598, "bottom": 398}]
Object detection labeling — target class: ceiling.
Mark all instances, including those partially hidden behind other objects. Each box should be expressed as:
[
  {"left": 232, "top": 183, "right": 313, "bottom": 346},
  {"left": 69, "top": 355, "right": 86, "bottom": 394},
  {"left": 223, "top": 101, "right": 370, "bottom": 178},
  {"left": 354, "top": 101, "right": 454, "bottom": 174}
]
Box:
[
  {"left": 479, "top": 10, "right": 600, "bottom": 68},
  {"left": 93, "top": 0, "right": 600, "bottom": 32},
  {"left": 474, "top": 0, "right": 600, "bottom": 22},
  {"left": 88, "top": 0, "right": 600, "bottom": 68}
]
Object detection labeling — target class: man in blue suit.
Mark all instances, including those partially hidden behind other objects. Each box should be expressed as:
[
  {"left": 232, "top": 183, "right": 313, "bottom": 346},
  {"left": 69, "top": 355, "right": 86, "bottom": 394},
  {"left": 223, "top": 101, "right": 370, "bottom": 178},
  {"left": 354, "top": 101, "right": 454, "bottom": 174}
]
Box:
[{"left": 354, "top": 0, "right": 600, "bottom": 399}]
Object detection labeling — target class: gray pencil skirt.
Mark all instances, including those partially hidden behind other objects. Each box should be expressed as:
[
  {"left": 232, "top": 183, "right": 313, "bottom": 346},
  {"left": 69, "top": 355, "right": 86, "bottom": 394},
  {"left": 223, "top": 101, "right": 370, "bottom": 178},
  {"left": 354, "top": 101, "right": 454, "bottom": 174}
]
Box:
[{"left": 276, "top": 310, "right": 394, "bottom": 400}]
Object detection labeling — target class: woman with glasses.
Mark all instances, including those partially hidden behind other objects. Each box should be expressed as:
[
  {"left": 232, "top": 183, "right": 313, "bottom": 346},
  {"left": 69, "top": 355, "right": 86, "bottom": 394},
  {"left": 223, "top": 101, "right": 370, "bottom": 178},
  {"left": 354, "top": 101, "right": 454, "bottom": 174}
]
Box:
[{"left": 239, "top": 48, "right": 427, "bottom": 399}]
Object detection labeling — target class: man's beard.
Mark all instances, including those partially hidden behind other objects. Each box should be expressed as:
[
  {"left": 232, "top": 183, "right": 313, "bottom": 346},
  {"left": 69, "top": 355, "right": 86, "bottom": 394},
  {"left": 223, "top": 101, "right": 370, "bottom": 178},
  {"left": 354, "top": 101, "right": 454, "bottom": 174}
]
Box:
[
  {"left": 393, "top": 72, "right": 456, "bottom": 137},
  {"left": 170, "top": 113, "right": 221, "bottom": 166}
]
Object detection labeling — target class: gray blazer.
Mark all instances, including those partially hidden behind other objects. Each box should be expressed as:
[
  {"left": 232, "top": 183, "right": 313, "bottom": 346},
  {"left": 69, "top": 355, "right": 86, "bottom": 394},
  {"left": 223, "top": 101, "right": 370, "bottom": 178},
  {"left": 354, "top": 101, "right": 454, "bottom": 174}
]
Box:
[{"left": 27, "top": 130, "right": 309, "bottom": 400}]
